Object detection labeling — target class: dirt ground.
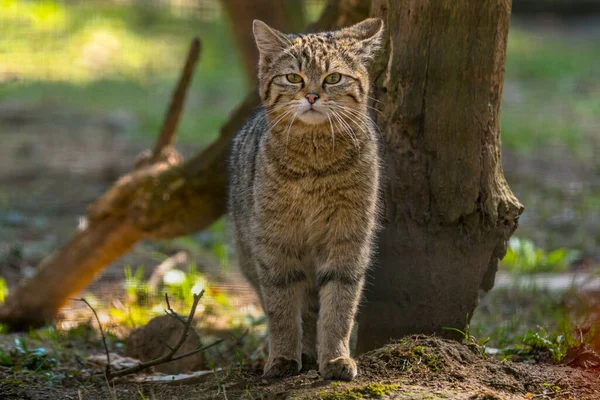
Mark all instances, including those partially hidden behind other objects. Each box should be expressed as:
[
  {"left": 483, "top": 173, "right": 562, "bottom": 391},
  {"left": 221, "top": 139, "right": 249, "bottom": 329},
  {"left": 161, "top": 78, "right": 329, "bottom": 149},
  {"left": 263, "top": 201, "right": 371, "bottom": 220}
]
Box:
[{"left": 0, "top": 336, "right": 598, "bottom": 399}]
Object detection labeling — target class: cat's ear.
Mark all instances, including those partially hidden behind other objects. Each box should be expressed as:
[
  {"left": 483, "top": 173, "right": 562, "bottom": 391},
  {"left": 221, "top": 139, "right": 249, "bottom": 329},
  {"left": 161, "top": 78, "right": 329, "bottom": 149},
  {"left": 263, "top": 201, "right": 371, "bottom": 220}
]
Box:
[
  {"left": 253, "top": 20, "right": 289, "bottom": 58},
  {"left": 339, "top": 18, "right": 384, "bottom": 63}
]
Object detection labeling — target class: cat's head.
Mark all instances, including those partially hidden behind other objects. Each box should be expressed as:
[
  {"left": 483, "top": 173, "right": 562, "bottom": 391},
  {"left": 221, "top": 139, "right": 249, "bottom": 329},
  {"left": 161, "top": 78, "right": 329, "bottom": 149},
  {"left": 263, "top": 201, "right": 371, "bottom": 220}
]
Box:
[{"left": 253, "top": 18, "right": 383, "bottom": 126}]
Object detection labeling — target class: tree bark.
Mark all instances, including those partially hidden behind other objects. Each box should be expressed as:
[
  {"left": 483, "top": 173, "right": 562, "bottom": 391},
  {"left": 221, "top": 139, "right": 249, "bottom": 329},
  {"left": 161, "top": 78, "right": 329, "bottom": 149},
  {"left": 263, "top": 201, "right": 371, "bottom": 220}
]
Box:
[
  {"left": 308, "top": 0, "right": 371, "bottom": 32},
  {"left": 356, "top": 0, "right": 523, "bottom": 353},
  {"left": 0, "top": 0, "right": 370, "bottom": 330}
]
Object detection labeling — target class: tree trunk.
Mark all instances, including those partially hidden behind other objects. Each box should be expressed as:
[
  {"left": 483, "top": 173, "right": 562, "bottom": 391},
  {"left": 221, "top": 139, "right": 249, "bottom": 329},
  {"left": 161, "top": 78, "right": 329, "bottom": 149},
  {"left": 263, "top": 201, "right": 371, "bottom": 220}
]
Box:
[
  {"left": 220, "top": 0, "right": 295, "bottom": 87},
  {"left": 356, "top": 0, "right": 523, "bottom": 353},
  {"left": 308, "top": 0, "right": 372, "bottom": 32}
]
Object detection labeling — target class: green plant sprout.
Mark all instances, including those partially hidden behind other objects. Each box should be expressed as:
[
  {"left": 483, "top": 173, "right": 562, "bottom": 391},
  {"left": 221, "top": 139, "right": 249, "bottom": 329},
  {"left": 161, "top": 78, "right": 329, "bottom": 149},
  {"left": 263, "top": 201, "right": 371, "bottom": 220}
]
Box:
[{"left": 502, "top": 237, "right": 579, "bottom": 274}]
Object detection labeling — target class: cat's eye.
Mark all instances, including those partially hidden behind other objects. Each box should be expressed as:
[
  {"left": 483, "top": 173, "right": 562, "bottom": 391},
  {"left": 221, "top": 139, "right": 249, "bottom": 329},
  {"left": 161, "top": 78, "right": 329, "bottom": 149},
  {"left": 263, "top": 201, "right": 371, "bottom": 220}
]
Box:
[
  {"left": 286, "top": 73, "right": 303, "bottom": 84},
  {"left": 324, "top": 73, "right": 342, "bottom": 85}
]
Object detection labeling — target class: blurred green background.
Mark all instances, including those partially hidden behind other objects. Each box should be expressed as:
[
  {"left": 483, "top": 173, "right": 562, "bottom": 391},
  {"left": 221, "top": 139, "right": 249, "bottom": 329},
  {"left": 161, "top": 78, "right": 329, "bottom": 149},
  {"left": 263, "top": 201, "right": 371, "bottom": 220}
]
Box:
[{"left": 0, "top": 0, "right": 599, "bottom": 357}]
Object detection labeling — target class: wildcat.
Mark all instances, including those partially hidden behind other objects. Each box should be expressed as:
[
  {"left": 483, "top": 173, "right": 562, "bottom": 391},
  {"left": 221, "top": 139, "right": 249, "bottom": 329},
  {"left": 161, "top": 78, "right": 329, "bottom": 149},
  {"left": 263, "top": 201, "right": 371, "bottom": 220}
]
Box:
[{"left": 228, "top": 18, "right": 383, "bottom": 381}]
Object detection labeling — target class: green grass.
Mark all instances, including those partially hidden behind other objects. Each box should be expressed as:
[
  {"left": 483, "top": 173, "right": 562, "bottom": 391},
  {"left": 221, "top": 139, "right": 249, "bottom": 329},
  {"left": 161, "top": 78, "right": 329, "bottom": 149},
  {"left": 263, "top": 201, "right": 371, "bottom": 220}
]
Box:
[
  {"left": 500, "top": 237, "right": 578, "bottom": 274},
  {"left": 505, "top": 28, "right": 599, "bottom": 81},
  {"left": 469, "top": 283, "right": 595, "bottom": 358},
  {"left": 0, "top": 1, "right": 246, "bottom": 145},
  {"left": 0, "top": 337, "right": 58, "bottom": 372},
  {"left": 501, "top": 327, "right": 573, "bottom": 363},
  {"left": 501, "top": 26, "right": 600, "bottom": 159}
]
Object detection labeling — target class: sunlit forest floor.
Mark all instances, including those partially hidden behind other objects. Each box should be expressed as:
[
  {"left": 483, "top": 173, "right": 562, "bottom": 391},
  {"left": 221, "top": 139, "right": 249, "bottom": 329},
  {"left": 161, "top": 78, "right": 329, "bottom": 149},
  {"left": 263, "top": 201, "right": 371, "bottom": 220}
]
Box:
[{"left": 0, "top": 2, "right": 599, "bottom": 398}]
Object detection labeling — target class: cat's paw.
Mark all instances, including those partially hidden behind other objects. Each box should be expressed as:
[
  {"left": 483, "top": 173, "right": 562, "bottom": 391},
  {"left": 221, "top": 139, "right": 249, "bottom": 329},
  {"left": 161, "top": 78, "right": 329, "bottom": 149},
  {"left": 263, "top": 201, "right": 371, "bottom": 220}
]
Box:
[
  {"left": 320, "top": 356, "right": 357, "bottom": 381},
  {"left": 263, "top": 357, "right": 300, "bottom": 379}
]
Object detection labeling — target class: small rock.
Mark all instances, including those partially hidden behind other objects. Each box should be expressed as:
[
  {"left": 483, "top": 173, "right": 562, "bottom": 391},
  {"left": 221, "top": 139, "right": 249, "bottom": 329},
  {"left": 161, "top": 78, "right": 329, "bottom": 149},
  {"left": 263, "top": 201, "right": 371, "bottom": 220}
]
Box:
[
  {"left": 21, "top": 266, "right": 36, "bottom": 278},
  {"left": 125, "top": 315, "right": 205, "bottom": 374},
  {"left": 305, "top": 369, "right": 319, "bottom": 379},
  {"left": 3, "top": 211, "right": 27, "bottom": 226},
  {"left": 88, "top": 353, "right": 142, "bottom": 370},
  {"left": 105, "top": 110, "right": 135, "bottom": 134}
]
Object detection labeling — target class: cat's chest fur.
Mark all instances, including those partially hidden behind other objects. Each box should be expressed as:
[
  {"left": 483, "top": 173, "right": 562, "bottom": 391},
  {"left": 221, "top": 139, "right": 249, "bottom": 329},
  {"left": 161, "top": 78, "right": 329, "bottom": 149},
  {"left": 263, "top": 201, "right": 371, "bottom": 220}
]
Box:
[{"left": 250, "top": 128, "right": 378, "bottom": 248}]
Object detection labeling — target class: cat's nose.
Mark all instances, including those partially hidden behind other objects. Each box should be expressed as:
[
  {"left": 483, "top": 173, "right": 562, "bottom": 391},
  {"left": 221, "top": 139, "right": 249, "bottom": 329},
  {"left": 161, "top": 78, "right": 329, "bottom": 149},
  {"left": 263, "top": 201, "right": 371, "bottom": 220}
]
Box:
[{"left": 305, "top": 92, "right": 320, "bottom": 104}]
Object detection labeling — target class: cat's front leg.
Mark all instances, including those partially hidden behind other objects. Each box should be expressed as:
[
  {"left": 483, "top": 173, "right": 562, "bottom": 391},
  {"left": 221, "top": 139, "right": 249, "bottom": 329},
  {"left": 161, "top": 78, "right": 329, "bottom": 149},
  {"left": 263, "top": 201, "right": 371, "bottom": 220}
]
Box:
[
  {"left": 316, "top": 239, "right": 369, "bottom": 381},
  {"left": 256, "top": 252, "right": 305, "bottom": 379}
]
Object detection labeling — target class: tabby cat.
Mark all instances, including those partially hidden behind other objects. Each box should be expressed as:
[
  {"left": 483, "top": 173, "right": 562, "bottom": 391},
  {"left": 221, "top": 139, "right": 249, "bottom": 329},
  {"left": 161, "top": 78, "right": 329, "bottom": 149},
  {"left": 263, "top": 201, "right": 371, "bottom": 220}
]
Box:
[{"left": 228, "top": 18, "right": 383, "bottom": 381}]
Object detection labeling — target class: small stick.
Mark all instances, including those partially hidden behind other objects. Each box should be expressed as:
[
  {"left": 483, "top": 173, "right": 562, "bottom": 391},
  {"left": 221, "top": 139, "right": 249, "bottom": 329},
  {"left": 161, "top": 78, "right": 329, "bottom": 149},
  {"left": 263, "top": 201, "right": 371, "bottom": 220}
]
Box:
[
  {"left": 70, "top": 297, "right": 111, "bottom": 377},
  {"left": 164, "top": 293, "right": 186, "bottom": 326},
  {"left": 152, "top": 37, "right": 202, "bottom": 159},
  {"left": 159, "top": 338, "right": 175, "bottom": 352},
  {"left": 168, "top": 339, "right": 224, "bottom": 362}
]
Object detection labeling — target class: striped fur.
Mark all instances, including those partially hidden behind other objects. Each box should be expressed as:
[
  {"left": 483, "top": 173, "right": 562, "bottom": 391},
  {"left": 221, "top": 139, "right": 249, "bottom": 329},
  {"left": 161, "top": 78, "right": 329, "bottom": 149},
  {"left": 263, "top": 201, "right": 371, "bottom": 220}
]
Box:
[{"left": 228, "top": 18, "right": 383, "bottom": 381}]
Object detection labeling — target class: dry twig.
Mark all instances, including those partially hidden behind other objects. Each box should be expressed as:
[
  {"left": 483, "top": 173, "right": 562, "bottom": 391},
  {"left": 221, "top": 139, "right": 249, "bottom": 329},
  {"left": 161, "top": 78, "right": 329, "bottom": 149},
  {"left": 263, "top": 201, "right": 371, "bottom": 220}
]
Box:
[
  {"left": 71, "top": 297, "right": 112, "bottom": 377},
  {"left": 164, "top": 292, "right": 186, "bottom": 326},
  {"left": 152, "top": 37, "right": 202, "bottom": 158}
]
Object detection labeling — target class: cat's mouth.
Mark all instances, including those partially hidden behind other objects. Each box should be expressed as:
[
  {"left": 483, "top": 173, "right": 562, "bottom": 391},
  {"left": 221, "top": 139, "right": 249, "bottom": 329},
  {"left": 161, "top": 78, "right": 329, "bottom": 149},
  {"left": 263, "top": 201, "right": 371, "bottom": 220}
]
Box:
[
  {"left": 298, "top": 107, "right": 328, "bottom": 125},
  {"left": 301, "top": 104, "right": 324, "bottom": 115}
]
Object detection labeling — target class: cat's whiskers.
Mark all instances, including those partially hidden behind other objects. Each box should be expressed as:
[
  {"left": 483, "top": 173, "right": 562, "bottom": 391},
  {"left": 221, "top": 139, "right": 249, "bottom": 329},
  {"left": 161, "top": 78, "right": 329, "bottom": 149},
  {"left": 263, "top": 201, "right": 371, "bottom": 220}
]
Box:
[
  {"left": 333, "top": 103, "right": 373, "bottom": 120},
  {"left": 338, "top": 100, "right": 382, "bottom": 115},
  {"left": 328, "top": 111, "right": 348, "bottom": 146},
  {"left": 330, "top": 110, "right": 359, "bottom": 151},
  {"left": 266, "top": 100, "right": 301, "bottom": 116},
  {"left": 367, "top": 95, "right": 382, "bottom": 104},
  {"left": 336, "top": 112, "right": 360, "bottom": 147},
  {"left": 331, "top": 105, "right": 369, "bottom": 129},
  {"left": 285, "top": 112, "right": 299, "bottom": 153},
  {"left": 333, "top": 104, "right": 383, "bottom": 137},
  {"left": 267, "top": 108, "right": 296, "bottom": 132},
  {"left": 334, "top": 107, "right": 369, "bottom": 136},
  {"left": 265, "top": 104, "right": 289, "bottom": 116},
  {"left": 364, "top": 104, "right": 383, "bottom": 115},
  {"left": 326, "top": 111, "right": 335, "bottom": 151},
  {"left": 265, "top": 103, "right": 295, "bottom": 120},
  {"left": 334, "top": 106, "right": 381, "bottom": 142}
]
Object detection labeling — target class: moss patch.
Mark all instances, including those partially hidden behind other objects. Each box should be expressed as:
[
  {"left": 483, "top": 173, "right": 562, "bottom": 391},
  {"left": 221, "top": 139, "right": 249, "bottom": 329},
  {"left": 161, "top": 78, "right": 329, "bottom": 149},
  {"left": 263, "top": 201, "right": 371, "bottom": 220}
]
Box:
[
  {"left": 367, "top": 336, "right": 448, "bottom": 377},
  {"left": 320, "top": 383, "right": 399, "bottom": 400}
]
